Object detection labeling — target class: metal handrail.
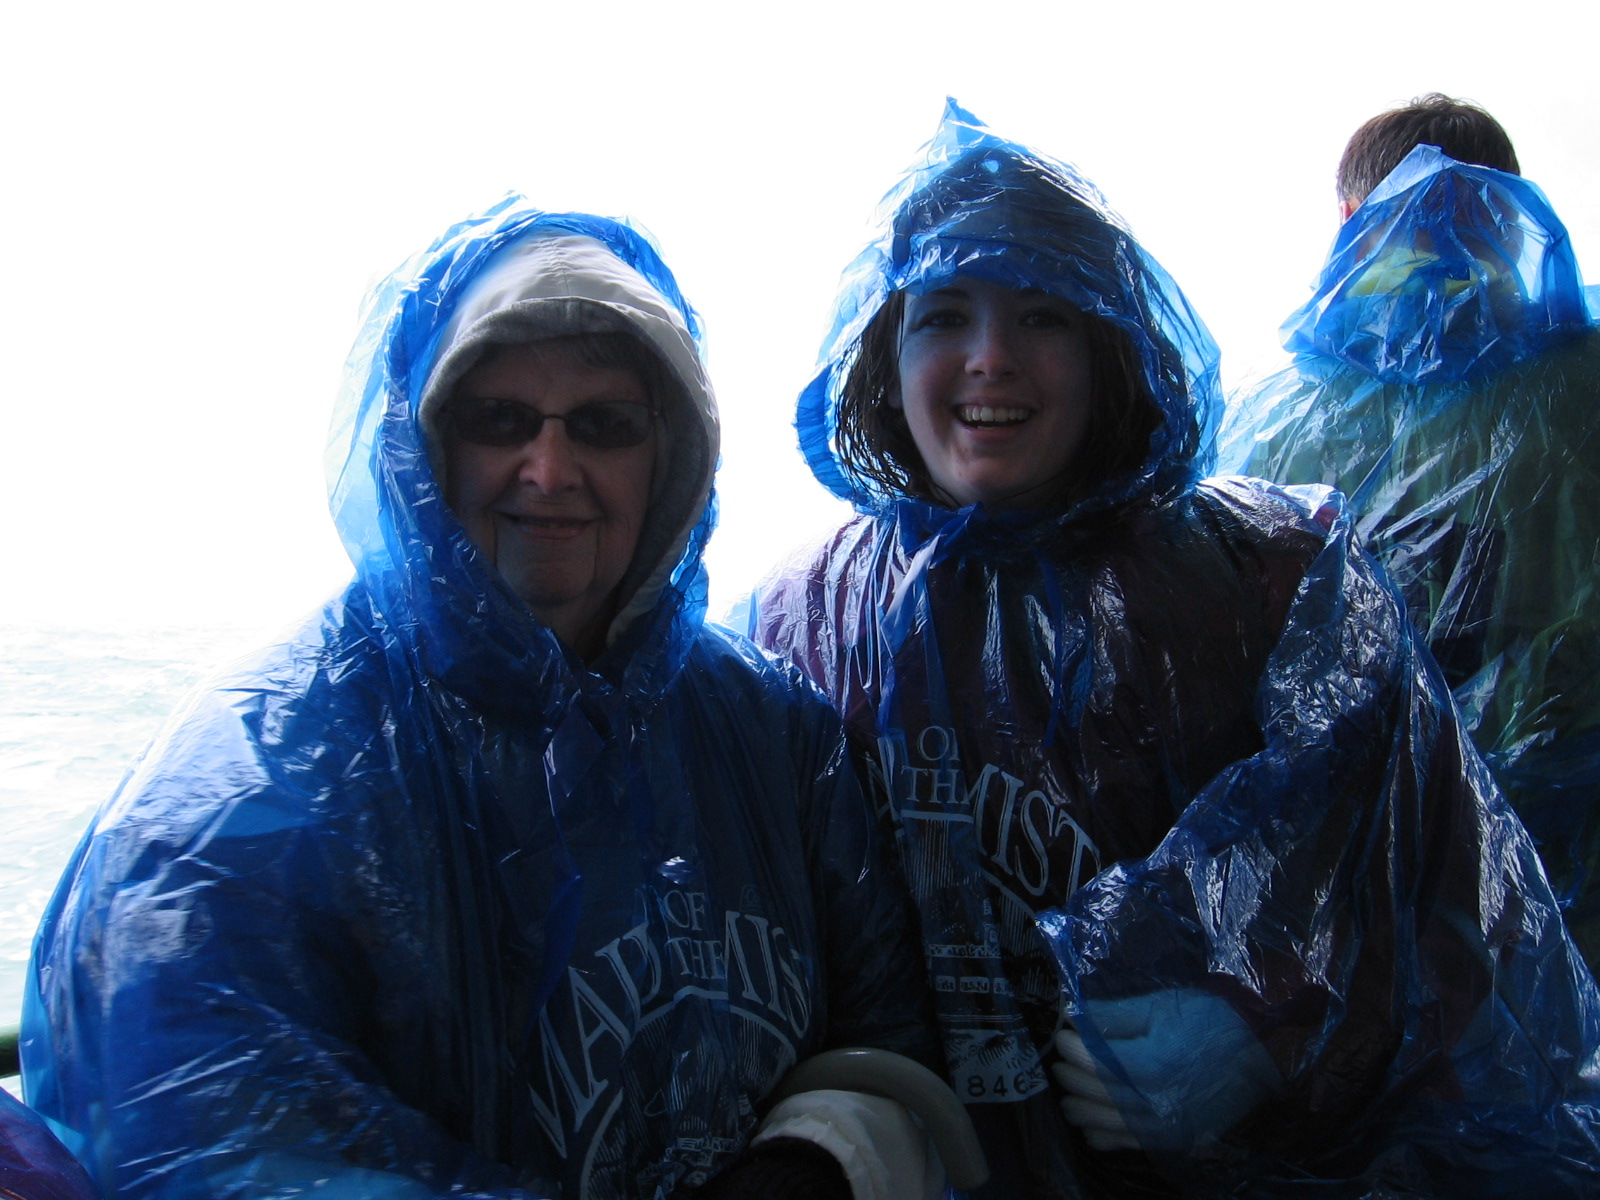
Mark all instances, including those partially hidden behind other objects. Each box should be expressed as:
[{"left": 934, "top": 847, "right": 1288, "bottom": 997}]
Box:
[
  {"left": 0, "top": 1029, "right": 990, "bottom": 1186},
  {"left": 1, "top": 1024, "right": 18, "bottom": 1079},
  {"left": 768, "top": 1047, "right": 990, "bottom": 1190}
]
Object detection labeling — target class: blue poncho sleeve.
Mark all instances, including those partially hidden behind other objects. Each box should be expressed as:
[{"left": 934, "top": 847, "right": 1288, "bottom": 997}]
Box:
[
  {"left": 22, "top": 609, "right": 562, "bottom": 1200},
  {"left": 1037, "top": 484, "right": 1600, "bottom": 1194},
  {"left": 1, "top": 1086, "right": 98, "bottom": 1200}
]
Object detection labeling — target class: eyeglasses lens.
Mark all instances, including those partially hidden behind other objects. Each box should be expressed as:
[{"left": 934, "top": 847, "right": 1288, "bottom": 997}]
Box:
[{"left": 450, "top": 399, "right": 653, "bottom": 449}]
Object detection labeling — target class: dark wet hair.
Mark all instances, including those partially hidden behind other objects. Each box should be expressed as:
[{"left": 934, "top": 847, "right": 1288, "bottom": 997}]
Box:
[
  {"left": 1338, "top": 93, "right": 1520, "bottom": 205},
  {"left": 833, "top": 289, "right": 1163, "bottom": 508}
]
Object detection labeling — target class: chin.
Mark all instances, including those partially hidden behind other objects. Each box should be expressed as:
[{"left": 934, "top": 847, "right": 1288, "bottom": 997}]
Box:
[{"left": 960, "top": 477, "right": 1032, "bottom": 505}]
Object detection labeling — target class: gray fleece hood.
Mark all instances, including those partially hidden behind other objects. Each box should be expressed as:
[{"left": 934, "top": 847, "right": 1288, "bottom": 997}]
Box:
[{"left": 418, "top": 232, "right": 720, "bottom": 647}]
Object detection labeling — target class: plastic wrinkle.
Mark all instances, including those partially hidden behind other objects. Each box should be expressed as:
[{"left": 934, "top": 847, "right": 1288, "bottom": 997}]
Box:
[
  {"left": 1224, "top": 150, "right": 1600, "bottom": 983},
  {"left": 750, "top": 103, "right": 1600, "bottom": 1198},
  {"left": 1279, "top": 145, "right": 1589, "bottom": 385},
  {"left": 22, "top": 201, "right": 938, "bottom": 1200},
  {"left": 0, "top": 1088, "right": 97, "bottom": 1200}
]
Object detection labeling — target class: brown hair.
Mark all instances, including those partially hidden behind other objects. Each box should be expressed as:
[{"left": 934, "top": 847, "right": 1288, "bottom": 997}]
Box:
[{"left": 1337, "top": 93, "right": 1519, "bottom": 206}]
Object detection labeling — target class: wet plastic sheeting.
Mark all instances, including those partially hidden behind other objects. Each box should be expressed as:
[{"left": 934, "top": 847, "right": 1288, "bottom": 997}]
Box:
[
  {"left": 751, "top": 104, "right": 1600, "bottom": 1197},
  {"left": 1, "top": 1087, "right": 97, "bottom": 1200},
  {"left": 1224, "top": 149, "right": 1600, "bottom": 978},
  {"left": 22, "top": 201, "right": 935, "bottom": 1200},
  {"left": 1277, "top": 144, "right": 1589, "bottom": 385}
]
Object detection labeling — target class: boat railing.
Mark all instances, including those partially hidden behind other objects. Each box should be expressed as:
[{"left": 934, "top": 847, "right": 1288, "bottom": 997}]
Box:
[{"left": 1, "top": 1023, "right": 18, "bottom": 1080}]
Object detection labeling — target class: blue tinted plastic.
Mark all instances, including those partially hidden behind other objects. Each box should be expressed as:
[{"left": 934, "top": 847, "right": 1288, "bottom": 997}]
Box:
[
  {"left": 22, "top": 199, "right": 936, "bottom": 1200},
  {"left": 0, "top": 1088, "right": 97, "bottom": 1200},
  {"left": 1279, "top": 145, "right": 1589, "bottom": 384},
  {"left": 750, "top": 105, "right": 1600, "bottom": 1197},
  {"left": 797, "top": 98, "right": 1221, "bottom": 518},
  {"left": 1224, "top": 152, "right": 1600, "bottom": 984}
]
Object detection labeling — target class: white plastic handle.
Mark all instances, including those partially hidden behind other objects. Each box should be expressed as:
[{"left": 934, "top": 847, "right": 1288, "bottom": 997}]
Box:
[{"left": 767, "top": 1047, "right": 990, "bottom": 1190}]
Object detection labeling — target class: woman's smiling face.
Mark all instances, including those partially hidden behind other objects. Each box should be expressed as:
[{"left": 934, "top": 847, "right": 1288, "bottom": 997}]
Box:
[
  {"left": 444, "top": 338, "right": 656, "bottom": 657},
  {"left": 897, "top": 276, "right": 1093, "bottom": 510}
]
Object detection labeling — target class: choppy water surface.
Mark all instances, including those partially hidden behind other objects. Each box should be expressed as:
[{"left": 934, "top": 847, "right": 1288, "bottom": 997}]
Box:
[{"left": 0, "top": 623, "right": 280, "bottom": 1027}]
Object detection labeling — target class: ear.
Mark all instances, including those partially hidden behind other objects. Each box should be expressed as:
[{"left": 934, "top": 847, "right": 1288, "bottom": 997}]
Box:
[{"left": 1338, "top": 196, "right": 1359, "bottom": 223}]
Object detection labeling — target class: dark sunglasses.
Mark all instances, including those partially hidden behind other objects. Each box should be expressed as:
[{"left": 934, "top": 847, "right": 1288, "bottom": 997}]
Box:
[{"left": 447, "top": 397, "right": 656, "bottom": 450}]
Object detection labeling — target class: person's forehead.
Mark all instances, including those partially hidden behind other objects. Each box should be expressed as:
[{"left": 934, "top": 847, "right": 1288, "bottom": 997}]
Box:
[
  {"left": 460, "top": 339, "right": 647, "bottom": 390},
  {"left": 907, "top": 281, "right": 1064, "bottom": 302}
]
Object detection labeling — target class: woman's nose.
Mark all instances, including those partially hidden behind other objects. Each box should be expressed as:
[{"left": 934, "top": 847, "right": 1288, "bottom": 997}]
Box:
[
  {"left": 965, "top": 317, "right": 1020, "bottom": 376},
  {"left": 517, "top": 421, "right": 584, "bottom": 492}
]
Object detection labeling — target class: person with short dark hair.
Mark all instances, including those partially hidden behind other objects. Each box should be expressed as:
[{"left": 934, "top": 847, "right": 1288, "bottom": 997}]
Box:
[
  {"left": 1335, "top": 92, "right": 1519, "bottom": 219},
  {"left": 1223, "top": 98, "right": 1600, "bottom": 977},
  {"left": 748, "top": 102, "right": 1600, "bottom": 1198},
  {"left": 21, "top": 203, "right": 952, "bottom": 1200}
]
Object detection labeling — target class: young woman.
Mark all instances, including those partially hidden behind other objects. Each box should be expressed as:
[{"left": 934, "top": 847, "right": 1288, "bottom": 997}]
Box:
[{"left": 749, "top": 103, "right": 1600, "bottom": 1199}]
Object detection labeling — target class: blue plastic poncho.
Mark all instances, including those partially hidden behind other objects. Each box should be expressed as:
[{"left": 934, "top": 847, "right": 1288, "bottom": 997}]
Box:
[
  {"left": 1222, "top": 148, "right": 1600, "bottom": 974},
  {"left": 22, "top": 199, "right": 936, "bottom": 1200},
  {"left": 0, "top": 1087, "right": 97, "bottom": 1200},
  {"left": 1276, "top": 144, "right": 1590, "bottom": 385},
  {"left": 748, "top": 104, "right": 1600, "bottom": 1198}
]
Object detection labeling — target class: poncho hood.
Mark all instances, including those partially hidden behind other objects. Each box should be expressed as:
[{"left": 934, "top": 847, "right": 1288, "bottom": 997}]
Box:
[
  {"left": 1281, "top": 144, "right": 1592, "bottom": 383},
  {"left": 23, "top": 198, "right": 947, "bottom": 1200},
  {"left": 797, "top": 100, "right": 1221, "bottom": 524},
  {"left": 326, "top": 199, "right": 718, "bottom": 715}
]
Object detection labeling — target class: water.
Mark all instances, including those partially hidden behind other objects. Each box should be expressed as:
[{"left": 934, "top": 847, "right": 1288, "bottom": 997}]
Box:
[{"left": 0, "top": 622, "right": 283, "bottom": 1031}]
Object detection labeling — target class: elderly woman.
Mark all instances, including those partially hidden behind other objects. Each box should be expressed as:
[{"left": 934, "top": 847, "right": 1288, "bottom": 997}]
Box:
[
  {"left": 748, "top": 104, "right": 1600, "bottom": 1198},
  {"left": 22, "top": 202, "right": 945, "bottom": 1200}
]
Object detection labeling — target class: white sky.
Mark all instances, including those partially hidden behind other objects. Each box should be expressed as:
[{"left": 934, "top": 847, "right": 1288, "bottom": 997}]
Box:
[{"left": 3, "top": 0, "right": 1595, "bottom": 632}]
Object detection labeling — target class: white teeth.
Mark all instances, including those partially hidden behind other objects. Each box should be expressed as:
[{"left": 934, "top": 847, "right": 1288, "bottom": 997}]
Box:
[{"left": 957, "top": 404, "right": 1030, "bottom": 426}]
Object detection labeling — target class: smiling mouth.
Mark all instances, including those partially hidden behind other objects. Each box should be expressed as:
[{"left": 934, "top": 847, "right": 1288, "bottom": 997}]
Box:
[
  {"left": 501, "top": 513, "right": 594, "bottom": 537},
  {"left": 955, "top": 403, "right": 1031, "bottom": 428}
]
